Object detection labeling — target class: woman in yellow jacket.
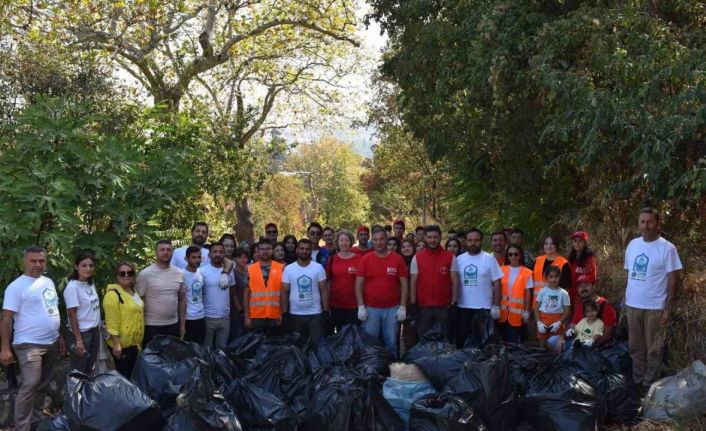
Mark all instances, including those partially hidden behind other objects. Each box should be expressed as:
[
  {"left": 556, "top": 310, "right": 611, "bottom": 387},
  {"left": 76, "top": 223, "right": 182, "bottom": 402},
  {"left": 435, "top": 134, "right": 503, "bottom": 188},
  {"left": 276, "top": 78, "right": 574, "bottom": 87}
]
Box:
[{"left": 103, "top": 262, "right": 145, "bottom": 377}]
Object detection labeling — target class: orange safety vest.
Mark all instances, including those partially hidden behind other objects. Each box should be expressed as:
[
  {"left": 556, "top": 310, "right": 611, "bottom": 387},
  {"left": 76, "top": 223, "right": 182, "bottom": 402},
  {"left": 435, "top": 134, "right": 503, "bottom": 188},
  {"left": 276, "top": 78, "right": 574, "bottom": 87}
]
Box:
[
  {"left": 247, "top": 261, "right": 284, "bottom": 319},
  {"left": 500, "top": 265, "right": 533, "bottom": 327},
  {"left": 532, "top": 255, "right": 568, "bottom": 305}
]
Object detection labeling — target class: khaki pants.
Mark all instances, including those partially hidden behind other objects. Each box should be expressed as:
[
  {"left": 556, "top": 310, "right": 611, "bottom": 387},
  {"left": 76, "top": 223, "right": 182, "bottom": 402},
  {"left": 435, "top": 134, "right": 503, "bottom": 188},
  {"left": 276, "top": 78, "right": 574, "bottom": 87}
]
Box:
[
  {"left": 626, "top": 306, "right": 665, "bottom": 388},
  {"left": 14, "top": 341, "right": 58, "bottom": 431}
]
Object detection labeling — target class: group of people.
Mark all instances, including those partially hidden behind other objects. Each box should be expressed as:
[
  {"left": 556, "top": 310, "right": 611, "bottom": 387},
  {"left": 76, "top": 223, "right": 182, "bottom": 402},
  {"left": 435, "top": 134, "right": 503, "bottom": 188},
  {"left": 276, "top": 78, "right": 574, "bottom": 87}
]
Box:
[{"left": 0, "top": 207, "right": 682, "bottom": 431}]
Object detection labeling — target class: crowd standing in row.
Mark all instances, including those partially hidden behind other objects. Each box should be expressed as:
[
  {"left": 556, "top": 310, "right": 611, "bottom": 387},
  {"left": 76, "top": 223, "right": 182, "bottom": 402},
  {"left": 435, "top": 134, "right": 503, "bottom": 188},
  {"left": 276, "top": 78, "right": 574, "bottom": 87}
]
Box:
[{"left": 0, "top": 207, "right": 682, "bottom": 431}]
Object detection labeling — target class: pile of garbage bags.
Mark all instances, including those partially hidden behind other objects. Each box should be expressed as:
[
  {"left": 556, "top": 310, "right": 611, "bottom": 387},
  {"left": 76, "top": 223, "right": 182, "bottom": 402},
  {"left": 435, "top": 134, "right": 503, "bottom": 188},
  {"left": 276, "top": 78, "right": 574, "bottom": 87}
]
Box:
[{"left": 39, "top": 325, "right": 643, "bottom": 431}]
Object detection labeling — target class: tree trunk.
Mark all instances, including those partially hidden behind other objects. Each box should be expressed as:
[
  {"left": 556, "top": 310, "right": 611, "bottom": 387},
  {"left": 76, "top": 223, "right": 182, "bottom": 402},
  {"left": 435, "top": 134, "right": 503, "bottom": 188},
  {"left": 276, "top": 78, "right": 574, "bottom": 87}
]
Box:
[{"left": 235, "top": 196, "right": 255, "bottom": 243}]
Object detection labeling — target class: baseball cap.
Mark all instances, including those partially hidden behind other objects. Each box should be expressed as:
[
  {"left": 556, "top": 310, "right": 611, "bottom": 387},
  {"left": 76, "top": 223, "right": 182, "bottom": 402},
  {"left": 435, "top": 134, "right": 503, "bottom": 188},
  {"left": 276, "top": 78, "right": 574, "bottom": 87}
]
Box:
[
  {"left": 357, "top": 225, "right": 370, "bottom": 234},
  {"left": 571, "top": 230, "right": 589, "bottom": 241},
  {"left": 577, "top": 273, "right": 597, "bottom": 284}
]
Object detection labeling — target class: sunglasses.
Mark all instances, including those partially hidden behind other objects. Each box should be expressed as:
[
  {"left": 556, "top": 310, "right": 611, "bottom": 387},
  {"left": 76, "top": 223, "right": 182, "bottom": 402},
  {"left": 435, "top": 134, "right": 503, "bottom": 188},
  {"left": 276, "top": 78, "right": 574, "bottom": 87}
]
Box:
[
  {"left": 118, "top": 270, "right": 135, "bottom": 278},
  {"left": 507, "top": 252, "right": 520, "bottom": 257}
]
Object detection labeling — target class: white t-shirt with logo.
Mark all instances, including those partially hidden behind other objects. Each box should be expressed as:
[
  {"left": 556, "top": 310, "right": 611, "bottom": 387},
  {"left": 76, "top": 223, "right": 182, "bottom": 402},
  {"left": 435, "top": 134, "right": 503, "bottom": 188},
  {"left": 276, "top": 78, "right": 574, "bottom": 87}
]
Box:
[
  {"left": 3, "top": 275, "right": 61, "bottom": 345},
  {"left": 536, "top": 286, "right": 570, "bottom": 313},
  {"left": 282, "top": 261, "right": 327, "bottom": 315},
  {"left": 63, "top": 280, "right": 101, "bottom": 331},
  {"left": 201, "top": 264, "right": 232, "bottom": 319},
  {"left": 171, "top": 245, "right": 210, "bottom": 269},
  {"left": 456, "top": 251, "right": 504, "bottom": 309},
  {"left": 625, "top": 236, "right": 683, "bottom": 310},
  {"left": 182, "top": 268, "right": 205, "bottom": 320}
]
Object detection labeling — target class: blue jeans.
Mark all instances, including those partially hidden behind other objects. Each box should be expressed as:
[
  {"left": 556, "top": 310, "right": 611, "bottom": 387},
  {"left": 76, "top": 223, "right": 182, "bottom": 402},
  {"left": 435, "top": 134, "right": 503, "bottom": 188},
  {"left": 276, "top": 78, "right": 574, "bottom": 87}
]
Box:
[{"left": 363, "top": 306, "right": 399, "bottom": 358}]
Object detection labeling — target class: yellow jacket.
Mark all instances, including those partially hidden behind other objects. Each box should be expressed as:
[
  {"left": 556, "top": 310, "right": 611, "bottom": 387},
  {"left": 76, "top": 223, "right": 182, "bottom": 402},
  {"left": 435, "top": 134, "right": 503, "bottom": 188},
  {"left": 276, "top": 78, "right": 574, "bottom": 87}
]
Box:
[{"left": 103, "top": 284, "right": 144, "bottom": 349}]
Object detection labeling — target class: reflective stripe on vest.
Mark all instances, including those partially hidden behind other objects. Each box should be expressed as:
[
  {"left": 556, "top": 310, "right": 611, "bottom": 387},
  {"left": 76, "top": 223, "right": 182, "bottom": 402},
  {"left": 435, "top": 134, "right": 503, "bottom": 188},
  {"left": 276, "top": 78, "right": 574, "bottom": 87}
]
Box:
[
  {"left": 532, "top": 255, "right": 568, "bottom": 305},
  {"left": 499, "top": 265, "right": 533, "bottom": 327},
  {"left": 248, "top": 261, "right": 284, "bottom": 319}
]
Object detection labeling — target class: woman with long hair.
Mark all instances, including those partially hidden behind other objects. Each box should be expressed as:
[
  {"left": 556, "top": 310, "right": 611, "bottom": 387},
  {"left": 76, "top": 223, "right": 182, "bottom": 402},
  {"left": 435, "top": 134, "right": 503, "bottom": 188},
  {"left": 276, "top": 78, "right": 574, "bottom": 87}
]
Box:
[
  {"left": 282, "top": 234, "right": 298, "bottom": 264},
  {"left": 498, "top": 245, "right": 533, "bottom": 344},
  {"left": 445, "top": 238, "right": 461, "bottom": 256},
  {"left": 567, "top": 230, "right": 598, "bottom": 308},
  {"left": 387, "top": 236, "right": 401, "bottom": 254},
  {"left": 326, "top": 229, "right": 362, "bottom": 332},
  {"left": 273, "top": 242, "right": 286, "bottom": 264},
  {"left": 400, "top": 239, "right": 416, "bottom": 269},
  {"left": 64, "top": 251, "right": 101, "bottom": 374},
  {"left": 103, "top": 261, "right": 144, "bottom": 377}
]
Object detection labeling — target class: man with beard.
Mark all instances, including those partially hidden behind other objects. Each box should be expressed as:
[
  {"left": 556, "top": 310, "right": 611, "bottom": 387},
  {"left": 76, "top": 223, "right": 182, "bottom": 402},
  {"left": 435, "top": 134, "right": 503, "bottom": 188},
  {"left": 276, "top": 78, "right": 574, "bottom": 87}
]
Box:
[
  {"left": 171, "top": 222, "right": 211, "bottom": 269},
  {"left": 264, "top": 223, "right": 279, "bottom": 243},
  {"left": 244, "top": 239, "right": 284, "bottom": 334},
  {"left": 454, "top": 228, "right": 503, "bottom": 348},
  {"left": 322, "top": 227, "right": 336, "bottom": 253},
  {"left": 281, "top": 239, "right": 329, "bottom": 348},
  {"left": 201, "top": 242, "right": 234, "bottom": 349},
  {"left": 490, "top": 230, "right": 507, "bottom": 267},
  {"left": 137, "top": 240, "right": 186, "bottom": 346}
]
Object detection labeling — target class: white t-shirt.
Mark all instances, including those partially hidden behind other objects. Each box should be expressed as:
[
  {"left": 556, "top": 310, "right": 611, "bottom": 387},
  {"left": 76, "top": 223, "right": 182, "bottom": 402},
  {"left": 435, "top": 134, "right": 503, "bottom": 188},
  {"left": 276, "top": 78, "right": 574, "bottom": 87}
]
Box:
[
  {"left": 171, "top": 245, "right": 210, "bottom": 269},
  {"left": 507, "top": 266, "right": 534, "bottom": 290},
  {"left": 201, "top": 264, "right": 231, "bottom": 319},
  {"left": 625, "top": 236, "right": 683, "bottom": 310},
  {"left": 63, "top": 280, "right": 101, "bottom": 331},
  {"left": 282, "top": 261, "right": 327, "bottom": 315},
  {"left": 182, "top": 268, "right": 205, "bottom": 320},
  {"left": 536, "top": 286, "right": 571, "bottom": 314},
  {"left": 456, "top": 251, "right": 504, "bottom": 309},
  {"left": 3, "top": 275, "right": 60, "bottom": 345}
]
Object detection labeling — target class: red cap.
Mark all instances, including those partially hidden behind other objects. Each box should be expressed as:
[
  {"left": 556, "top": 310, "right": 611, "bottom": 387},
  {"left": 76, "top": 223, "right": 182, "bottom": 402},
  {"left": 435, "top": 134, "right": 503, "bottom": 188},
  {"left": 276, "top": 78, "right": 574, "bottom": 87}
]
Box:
[
  {"left": 357, "top": 225, "right": 370, "bottom": 234},
  {"left": 571, "top": 230, "right": 589, "bottom": 241},
  {"left": 393, "top": 219, "right": 405, "bottom": 227},
  {"left": 577, "top": 273, "right": 597, "bottom": 284}
]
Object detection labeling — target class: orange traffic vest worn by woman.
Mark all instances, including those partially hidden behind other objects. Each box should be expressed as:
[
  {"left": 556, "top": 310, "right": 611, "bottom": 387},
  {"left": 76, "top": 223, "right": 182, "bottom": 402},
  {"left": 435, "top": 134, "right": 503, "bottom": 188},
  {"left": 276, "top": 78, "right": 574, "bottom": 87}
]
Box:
[
  {"left": 532, "top": 255, "right": 568, "bottom": 305},
  {"left": 247, "top": 261, "right": 284, "bottom": 319},
  {"left": 499, "top": 265, "right": 533, "bottom": 327}
]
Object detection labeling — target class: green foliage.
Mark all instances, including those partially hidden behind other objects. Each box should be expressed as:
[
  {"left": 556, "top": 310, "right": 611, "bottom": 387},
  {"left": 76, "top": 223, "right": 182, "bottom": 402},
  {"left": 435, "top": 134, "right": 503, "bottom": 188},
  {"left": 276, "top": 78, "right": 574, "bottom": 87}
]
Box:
[{"left": 0, "top": 97, "right": 198, "bottom": 290}]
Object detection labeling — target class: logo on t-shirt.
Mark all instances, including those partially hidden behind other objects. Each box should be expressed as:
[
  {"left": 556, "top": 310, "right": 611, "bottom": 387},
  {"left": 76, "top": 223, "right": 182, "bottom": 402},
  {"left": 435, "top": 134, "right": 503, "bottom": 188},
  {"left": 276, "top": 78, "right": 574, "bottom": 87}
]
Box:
[
  {"left": 347, "top": 266, "right": 357, "bottom": 275},
  {"left": 386, "top": 267, "right": 398, "bottom": 276},
  {"left": 463, "top": 264, "right": 478, "bottom": 286},
  {"left": 43, "top": 288, "right": 59, "bottom": 317},
  {"left": 191, "top": 280, "right": 203, "bottom": 303},
  {"left": 440, "top": 266, "right": 448, "bottom": 275},
  {"left": 583, "top": 327, "right": 592, "bottom": 335},
  {"left": 297, "top": 275, "right": 313, "bottom": 301},
  {"left": 631, "top": 253, "right": 649, "bottom": 281},
  {"left": 545, "top": 294, "right": 560, "bottom": 312}
]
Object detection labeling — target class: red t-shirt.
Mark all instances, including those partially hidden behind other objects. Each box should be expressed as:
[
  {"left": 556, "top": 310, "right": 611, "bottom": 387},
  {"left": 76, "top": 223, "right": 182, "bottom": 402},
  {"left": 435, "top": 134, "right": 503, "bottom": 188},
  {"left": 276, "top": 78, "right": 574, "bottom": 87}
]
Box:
[
  {"left": 358, "top": 251, "right": 409, "bottom": 308},
  {"left": 351, "top": 246, "right": 374, "bottom": 256},
  {"left": 571, "top": 295, "right": 617, "bottom": 327},
  {"left": 326, "top": 253, "right": 361, "bottom": 309}
]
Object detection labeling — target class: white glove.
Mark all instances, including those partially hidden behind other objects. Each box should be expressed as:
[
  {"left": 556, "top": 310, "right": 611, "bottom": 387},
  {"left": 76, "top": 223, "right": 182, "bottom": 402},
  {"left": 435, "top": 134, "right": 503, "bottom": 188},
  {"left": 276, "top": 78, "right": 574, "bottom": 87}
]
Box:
[
  {"left": 522, "top": 310, "right": 530, "bottom": 323},
  {"left": 219, "top": 273, "right": 230, "bottom": 289},
  {"left": 536, "top": 321, "right": 547, "bottom": 334},
  {"left": 396, "top": 306, "right": 407, "bottom": 322},
  {"left": 565, "top": 328, "right": 575, "bottom": 338},
  {"left": 581, "top": 338, "right": 594, "bottom": 347},
  {"left": 549, "top": 321, "right": 562, "bottom": 333},
  {"left": 357, "top": 305, "right": 368, "bottom": 322},
  {"left": 490, "top": 305, "right": 500, "bottom": 320}
]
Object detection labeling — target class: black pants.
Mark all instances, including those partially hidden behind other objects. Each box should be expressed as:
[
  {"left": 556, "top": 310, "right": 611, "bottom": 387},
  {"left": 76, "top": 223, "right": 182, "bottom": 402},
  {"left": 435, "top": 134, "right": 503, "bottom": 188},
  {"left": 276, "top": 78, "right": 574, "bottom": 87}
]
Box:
[
  {"left": 228, "top": 310, "right": 246, "bottom": 343},
  {"left": 250, "top": 318, "right": 283, "bottom": 336},
  {"left": 114, "top": 346, "right": 139, "bottom": 378},
  {"left": 184, "top": 318, "right": 206, "bottom": 344},
  {"left": 67, "top": 326, "right": 100, "bottom": 374},
  {"left": 417, "top": 306, "right": 451, "bottom": 339},
  {"left": 455, "top": 308, "right": 490, "bottom": 348},
  {"left": 143, "top": 323, "right": 180, "bottom": 348},
  {"left": 286, "top": 313, "right": 324, "bottom": 349},
  {"left": 499, "top": 322, "right": 523, "bottom": 344},
  {"left": 331, "top": 308, "right": 359, "bottom": 333}
]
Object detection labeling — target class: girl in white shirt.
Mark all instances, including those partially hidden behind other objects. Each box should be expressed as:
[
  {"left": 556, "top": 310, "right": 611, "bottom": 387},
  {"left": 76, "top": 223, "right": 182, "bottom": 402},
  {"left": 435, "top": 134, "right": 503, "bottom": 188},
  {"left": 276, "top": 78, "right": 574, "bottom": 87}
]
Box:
[{"left": 64, "top": 251, "right": 101, "bottom": 374}]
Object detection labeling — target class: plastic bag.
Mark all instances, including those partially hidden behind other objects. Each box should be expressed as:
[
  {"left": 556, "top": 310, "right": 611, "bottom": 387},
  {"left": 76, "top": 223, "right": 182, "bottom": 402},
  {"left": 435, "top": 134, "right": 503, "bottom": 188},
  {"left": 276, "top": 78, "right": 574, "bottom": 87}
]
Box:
[
  {"left": 402, "top": 325, "right": 457, "bottom": 363},
  {"left": 390, "top": 363, "right": 429, "bottom": 382},
  {"left": 496, "top": 343, "right": 553, "bottom": 396},
  {"left": 463, "top": 316, "right": 500, "bottom": 349},
  {"left": 64, "top": 370, "right": 163, "bottom": 431},
  {"left": 409, "top": 394, "right": 481, "bottom": 431},
  {"left": 584, "top": 368, "right": 641, "bottom": 424},
  {"left": 561, "top": 341, "right": 613, "bottom": 375},
  {"left": 351, "top": 378, "right": 405, "bottom": 431},
  {"left": 354, "top": 344, "right": 394, "bottom": 378},
  {"left": 412, "top": 349, "right": 484, "bottom": 391},
  {"left": 305, "top": 381, "right": 364, "bottom": 431},
  {"left": 165, "top": 364, "right": 242, "bottom": 431},
  {"left": 643, "top": 360, "right": 706, "bottom": 421},
  {"left": 225, "top": 378, "right": 298, "bottom": 431},
  {"left": 131, "top": 336, "right": 208, "bottom": 417},
  {"left": 598, "top": 342, "right": 632, "bottom": 378},
  {"left": 520, "top": 364, "right": 607, "bottom": 431},
  {"left": 37, "top": 415, "right": 71, "bottom": 431},
  {"left": 383, "top": 378, "right": 437, "bottom": 429},
  {"left": 317, "top": 324, "right": 385, "bottom": 366}
]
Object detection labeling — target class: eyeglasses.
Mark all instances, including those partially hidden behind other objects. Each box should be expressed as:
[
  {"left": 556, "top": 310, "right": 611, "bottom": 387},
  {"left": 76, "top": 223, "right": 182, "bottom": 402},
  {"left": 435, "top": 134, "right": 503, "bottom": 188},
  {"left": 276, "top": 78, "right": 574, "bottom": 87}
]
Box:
[
  {"left": 507, "top": 252, "right": 520, "bottom": 257},
  {"left": 266, "top": 230, "right": 277, "bottom": 234},
  {"left": 118, "top": 270, "right": 134, "bottom": 278}
]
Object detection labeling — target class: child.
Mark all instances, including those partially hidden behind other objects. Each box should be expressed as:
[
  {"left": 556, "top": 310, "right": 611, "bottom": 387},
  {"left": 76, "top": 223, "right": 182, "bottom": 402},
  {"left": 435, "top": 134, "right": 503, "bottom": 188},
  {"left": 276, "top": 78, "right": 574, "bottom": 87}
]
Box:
[
  {"left": 566, "top": 299, "right": 604, "bottom": 348},
  {"left": 534, "top": 265, "right": 571, "bottom": 350}
]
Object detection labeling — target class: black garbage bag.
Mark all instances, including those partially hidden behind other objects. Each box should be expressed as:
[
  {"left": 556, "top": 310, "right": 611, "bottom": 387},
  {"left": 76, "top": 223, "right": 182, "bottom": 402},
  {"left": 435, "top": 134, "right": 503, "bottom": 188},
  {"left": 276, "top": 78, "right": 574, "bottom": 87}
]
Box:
[
  {"left": 312, "top": 365, "right": 360, "bottom": 390},
  {"left": 497, "top": 343, "right": 553, "bottom": 396},
  {"left": 132, "top": 336, "right": 209, "bottom": 417},
  {"left": 463, "top": 317, "right": 500, "bottom": 349},
  {"left": 353, "top": 344, "right": 394, "bottom": 378},
  {"left": 243, "top": 344, "right": 313, "bottom": 422},
  {"left": 519, "top": 364, "right": 607, "bottom": 431},
  {"left": 560, "top": 341, "right": 613, "bottom": 375},
  {"left": 225, "top": 378, "right": 297, "bottom": 431},
  {"left": 599, "top": 341, "right": 632, "bottom": 378},
  {"left": 317, "top": 324, "right": 384, "bottom": 366},
  {"left": 225, "top": 331, "right": 266, "bottom": 369},
  {"left": 206, "top": 349, "right": 238, "bottom": 390},
  {"left": 413, "top": 349, "right": 485, "bottom": 391},
  {"left": 409, "top": 394, "right": 482, "bottom": 431},
  {"left": 442, "top": 357, "right": 517, "bottom": 430},
  {"left": 165, "top": 365, "right": 242, "bottom": 431},
  {"left": 37, "top": 415, "right": 71, "bottom": 431},
  {"left": 581, "top": 368, "right": 641, "bottom": 425},
  {"left": 226, "top": 331, "right": 312, "bottom": 373},
  {"left": 64, "top": 371, "right": 163, "bottom": 431},
  {"left": 350, "top": 378, "right": 404, "bottom": 431},
  {"left": 305, "top": 381, "right": 365, "bottom": 431}
]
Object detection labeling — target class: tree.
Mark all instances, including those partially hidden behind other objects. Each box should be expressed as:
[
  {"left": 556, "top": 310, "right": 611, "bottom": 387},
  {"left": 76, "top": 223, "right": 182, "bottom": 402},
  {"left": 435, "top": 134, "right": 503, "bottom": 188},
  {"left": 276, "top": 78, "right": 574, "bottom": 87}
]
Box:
[{"left": 249, "top": 173, "right": 310, "bottom": 238}]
